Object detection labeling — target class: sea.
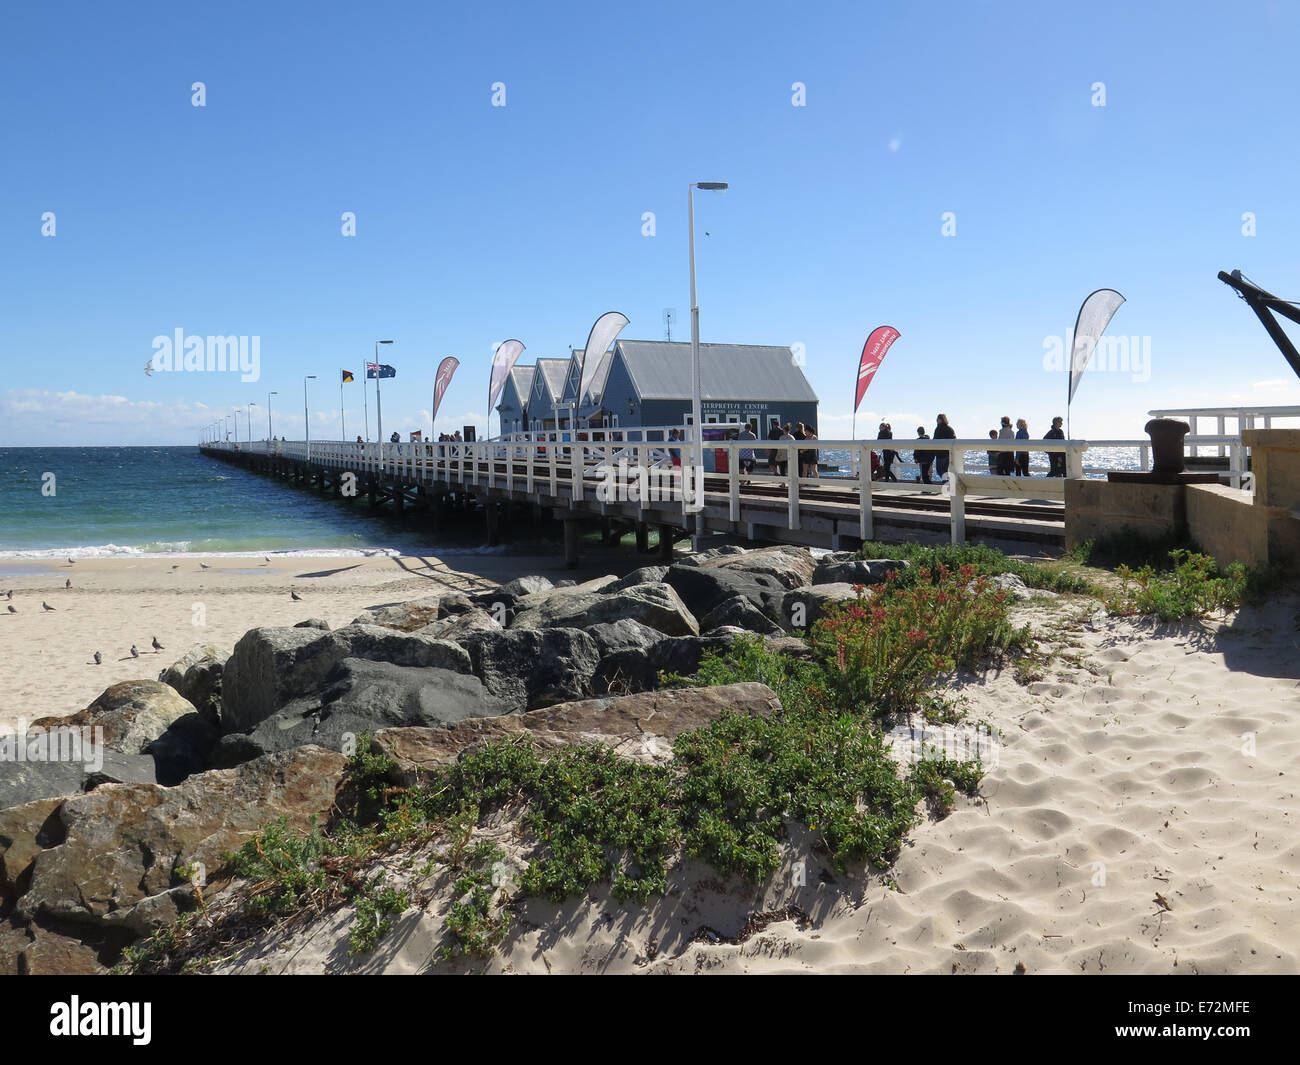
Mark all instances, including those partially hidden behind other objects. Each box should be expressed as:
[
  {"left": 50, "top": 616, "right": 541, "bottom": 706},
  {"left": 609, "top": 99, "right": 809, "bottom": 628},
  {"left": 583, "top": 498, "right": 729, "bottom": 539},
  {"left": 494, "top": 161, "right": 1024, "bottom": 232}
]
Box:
[
  {"left": 0, "top": 446, "right": 498, "bottom": 563},
  {"left": 0, "top": 445, "right": 1145, "bottom": 563}
]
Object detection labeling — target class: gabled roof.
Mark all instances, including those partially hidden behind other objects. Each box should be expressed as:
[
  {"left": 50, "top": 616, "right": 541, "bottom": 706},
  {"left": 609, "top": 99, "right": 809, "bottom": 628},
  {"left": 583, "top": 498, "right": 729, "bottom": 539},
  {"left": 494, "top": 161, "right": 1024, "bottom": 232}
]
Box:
[
  {"left": 613, "top": 340, "right": 818, "bottom": 403},
  {"left": 531, "top": 358, "right": 570, "bottom": 404},
  {"left": 506, "top": 364, "right": 535, "bottom": 401}
]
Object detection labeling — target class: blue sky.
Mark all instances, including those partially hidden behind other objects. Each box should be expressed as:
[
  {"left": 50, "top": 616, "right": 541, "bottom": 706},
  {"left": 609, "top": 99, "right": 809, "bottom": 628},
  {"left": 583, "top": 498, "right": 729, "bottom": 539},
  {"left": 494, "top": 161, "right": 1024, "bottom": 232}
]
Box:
[{"left": 3, "top": 0, "right": 1299, "bottom": 446}]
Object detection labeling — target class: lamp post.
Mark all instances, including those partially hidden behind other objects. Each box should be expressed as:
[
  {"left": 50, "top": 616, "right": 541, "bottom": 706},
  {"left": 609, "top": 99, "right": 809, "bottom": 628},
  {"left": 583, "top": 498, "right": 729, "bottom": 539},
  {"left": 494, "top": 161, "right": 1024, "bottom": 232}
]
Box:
[
  {"left": 688, "top": 181, "right": 728, "bottom": 521},
  {"left": 248, "top": 401, "right": 256, "bottom": 447},
  {"left": 304, "top": 375, "right": 317, "bottom": 462},
  {"left": 267, "top": 391, "right": 277, "bottom": 440},
  {"left": 373, "top": 340, "right": 394, "bottom": 444}
]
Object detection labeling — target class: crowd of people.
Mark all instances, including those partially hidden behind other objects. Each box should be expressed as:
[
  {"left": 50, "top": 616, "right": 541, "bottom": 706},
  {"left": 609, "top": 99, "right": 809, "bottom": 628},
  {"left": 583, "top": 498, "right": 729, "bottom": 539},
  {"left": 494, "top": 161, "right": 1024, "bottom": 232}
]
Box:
[{"left": 877, "top": 415, "right": 1067, "bottom": 482}]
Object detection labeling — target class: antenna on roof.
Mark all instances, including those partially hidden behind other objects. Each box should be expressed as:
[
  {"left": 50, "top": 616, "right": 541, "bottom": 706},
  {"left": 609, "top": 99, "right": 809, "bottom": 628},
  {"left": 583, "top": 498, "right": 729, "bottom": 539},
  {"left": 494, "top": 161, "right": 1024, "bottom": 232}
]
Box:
[{"left": 663, "top": 308, "right": 676, "bottom": 342}]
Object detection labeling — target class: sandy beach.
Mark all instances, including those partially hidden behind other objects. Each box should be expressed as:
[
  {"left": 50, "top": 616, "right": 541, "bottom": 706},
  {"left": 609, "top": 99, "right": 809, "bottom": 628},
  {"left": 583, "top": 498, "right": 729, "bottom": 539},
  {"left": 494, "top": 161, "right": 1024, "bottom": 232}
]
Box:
[
  {"left": 0, "top": 545, "right": 649, "bottom": 735},
  {"left": 199, "top": 584, "right": 1300, "bottom": 975}
]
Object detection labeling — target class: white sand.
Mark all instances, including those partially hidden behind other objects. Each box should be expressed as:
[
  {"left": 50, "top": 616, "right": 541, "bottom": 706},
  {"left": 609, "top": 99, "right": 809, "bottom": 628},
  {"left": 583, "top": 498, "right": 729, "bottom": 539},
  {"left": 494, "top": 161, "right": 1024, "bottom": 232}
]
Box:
[
  {"left": 0, "top": 546, "right": 649, "bottom": 734},
  {"left": 207, "top": 589, "right": 1300, "bottom": 975}
]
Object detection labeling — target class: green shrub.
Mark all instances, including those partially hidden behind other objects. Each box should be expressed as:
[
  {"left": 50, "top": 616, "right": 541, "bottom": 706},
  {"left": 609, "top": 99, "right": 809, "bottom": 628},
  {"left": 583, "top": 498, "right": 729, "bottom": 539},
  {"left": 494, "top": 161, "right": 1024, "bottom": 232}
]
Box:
[
  {"left": 1107, "top": 549, "right": 1252, "bottom": 620},
  {"left": 857, "top": 540, "right": 1100, "bottom": 596}
]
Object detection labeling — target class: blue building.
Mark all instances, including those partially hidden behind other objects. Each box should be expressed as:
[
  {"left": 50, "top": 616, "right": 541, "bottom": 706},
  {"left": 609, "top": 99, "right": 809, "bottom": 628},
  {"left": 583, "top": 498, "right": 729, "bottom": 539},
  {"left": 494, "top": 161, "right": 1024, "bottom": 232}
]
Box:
[{"left": 495, "top": 364, "right": 534, "bottom": 436}]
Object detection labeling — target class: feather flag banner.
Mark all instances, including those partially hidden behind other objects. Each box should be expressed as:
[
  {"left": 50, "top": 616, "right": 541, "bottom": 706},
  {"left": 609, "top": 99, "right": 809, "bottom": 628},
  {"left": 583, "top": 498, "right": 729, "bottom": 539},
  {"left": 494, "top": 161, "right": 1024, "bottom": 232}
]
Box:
[
  {"left": 577, "top": 311, "right": 629, "bottom": 410},
  {"left": 853, "top": 325, "right": 900, "bottom": 439},
  {"left": 1068, "top": 289, "right": 1126, "bottom": 405},
  {"left": 432, "top": 356, "right": 459, "bottom": 426},
  {"left": 487, "top": 340, "right": 525, "bottom": 430}
]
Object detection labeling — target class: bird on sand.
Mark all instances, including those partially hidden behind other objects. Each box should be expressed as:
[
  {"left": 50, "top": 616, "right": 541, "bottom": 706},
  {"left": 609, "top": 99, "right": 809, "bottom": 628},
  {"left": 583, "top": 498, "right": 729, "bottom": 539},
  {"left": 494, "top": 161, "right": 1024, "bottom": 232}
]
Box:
[
  {"left": 6, "top": 605, "right": 15, "bottom": 614},
  {"left": 4, "top": 590, "right": 10, "bottom": 598},
  {"left": 130, "top": 645, "right": 140, "bottom": 658},
  {"left": 93, "top": 651, "right": 102, "bottom": 665},
  {"left": 152, "top": 636, "right": 165, "bottom": 651},
  {"left": 67, "top": 557, "right": 76, "bottom": 565},
  {"left": 200, "top": 562, "right": 210, "bottom": 570},
  {"left": 66, "top": 578, "right": 72, "bottom": 589},
  {"left": 290, "top": 590, "right": 303, "bottom": 601},
  {"left": 42, "top": 601, "right": 55, "bottom": 612}
]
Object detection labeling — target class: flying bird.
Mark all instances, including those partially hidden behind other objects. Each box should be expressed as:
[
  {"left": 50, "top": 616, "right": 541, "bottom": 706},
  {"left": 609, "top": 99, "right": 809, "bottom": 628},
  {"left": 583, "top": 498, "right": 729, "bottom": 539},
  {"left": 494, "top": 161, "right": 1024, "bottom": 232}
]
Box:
[
  {"left": 93, "top": 651, "right": 102, "bottom": 665},
  {"left": 290, "top": 590, "right": 303, "bottom": 601},
  {"left": 130, "top": 645, "right": 140, "bottom": 658},
  {"left": 144, "top": 360, "right": 155, "bottom": 377},
  {"left": 42, "top": 601, "right": 55, "bottom": 612},
  {"left": 152, "top": 636, "right": 165, "bottom": 651}
]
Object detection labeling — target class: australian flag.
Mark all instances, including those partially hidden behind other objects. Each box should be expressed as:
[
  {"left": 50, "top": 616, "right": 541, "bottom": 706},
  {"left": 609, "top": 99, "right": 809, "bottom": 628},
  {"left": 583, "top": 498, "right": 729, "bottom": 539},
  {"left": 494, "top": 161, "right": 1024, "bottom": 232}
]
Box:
[{"left": 366, "top": 362, "right": 397, "bottom": 379}]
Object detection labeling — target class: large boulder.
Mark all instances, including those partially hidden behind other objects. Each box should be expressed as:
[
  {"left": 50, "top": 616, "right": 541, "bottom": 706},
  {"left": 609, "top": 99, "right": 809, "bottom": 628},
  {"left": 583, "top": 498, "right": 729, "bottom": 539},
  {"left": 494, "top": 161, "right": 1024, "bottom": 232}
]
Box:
[
  {"left": 510, "top": 582, "right": 699, "bottom": 637},
  {"left": 351, "top": 596, "right": 441, "bottom": 631},
  {"left": 583, "top": 619, "right": 667, "bottom": 657},
  {"left": 679, "top": 545, "right": 749, "bottom": 567},
  {"left": 371, "top": 682, "right": 782, "bottom": 784},
  {"left": 30, "top": 680, "right": 215, "bottom": 787},
  {"left": 604, "top": 565, "right": 669, "bottom": 593},
  {"left": 14, "top": 747, "right": 347, "bottom": 937},
  {"left": 698, "top": 594, "right": 783, "bottom": 636},
  {"left": 417, "top": 608, "right": 503, "bottom": 641},
  {"left": 0, "top": 756, "right": 87, "bottom": 813},
  {"left": 33, "top": 680, "right": 196, "bottom": 755},
  {"left": 591, "top": 630, "right": 748, "bottom": 694},
  {"left": 663, "top": 564, "right": 786, "bottom": 627},
  {"left": 782, "top": 583, "right": 864, "bottom": 633},
  {"left": 460, "top": 628, "right": 601, "bottom": 713},
  {"left": 1, "top": 797, "right": 66, "bottom": 907},
  {"left": 812, "top": 557, "right": 909, "bottom": 586},
  {"left": 158, "top": 645, "right": 229, "bottom": 725},
  {"left": 220, "top": 624, "right": 471, "bottom": 735},
  {"left": 0, "top": 739, "right": 157, "bottom": 811},
  {"left": 213, "top": 658, "right": 510, "bottom": 766},
  {"left": 499, "top": 575, "right": 553, "bottom": 597},
  {"left": 693, "top": 545, "right": 816, "bottom": 589}
]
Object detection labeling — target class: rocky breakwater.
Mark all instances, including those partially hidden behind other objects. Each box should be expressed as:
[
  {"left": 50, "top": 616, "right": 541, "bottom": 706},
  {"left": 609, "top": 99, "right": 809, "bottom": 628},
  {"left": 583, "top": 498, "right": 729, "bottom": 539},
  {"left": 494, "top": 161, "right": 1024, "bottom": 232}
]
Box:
[{"left": 0, "top": 545, "right": 907, "bottom": 972}]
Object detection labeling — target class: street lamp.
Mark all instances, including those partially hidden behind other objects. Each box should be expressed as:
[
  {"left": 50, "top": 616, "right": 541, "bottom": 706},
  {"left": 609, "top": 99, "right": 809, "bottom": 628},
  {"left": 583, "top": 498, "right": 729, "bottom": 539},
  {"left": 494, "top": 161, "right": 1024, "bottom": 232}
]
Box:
[
  {"left": 248, "top": 402, "right": 257, "bottom": 446},
  {"left": 304, "top": 375, "right": 317, "bottom": 462},
  {"left": 267, "top": 391, "right": 277, "bottom": 440},
  {"left": 373, "top": 340, "right": 394, "bottom": 444},
  {"left": 688, "top": 181, "right": 728, "bottom": 520}
]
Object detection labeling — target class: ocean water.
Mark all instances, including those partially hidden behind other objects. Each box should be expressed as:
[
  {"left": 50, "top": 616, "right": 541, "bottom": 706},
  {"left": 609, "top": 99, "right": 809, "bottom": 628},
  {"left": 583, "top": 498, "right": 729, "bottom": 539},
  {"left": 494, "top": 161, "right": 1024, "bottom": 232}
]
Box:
[
  {"left": 817, "top": 445, "right": 1143, "bottom": 478},
  {"left": 0, "top": 447, "right": 496, "bottom": 558}
]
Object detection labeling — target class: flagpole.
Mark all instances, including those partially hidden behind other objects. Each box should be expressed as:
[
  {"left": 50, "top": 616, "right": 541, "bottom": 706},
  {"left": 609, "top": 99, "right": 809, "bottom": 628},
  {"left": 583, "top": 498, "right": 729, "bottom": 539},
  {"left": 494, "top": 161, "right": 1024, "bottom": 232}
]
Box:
[{"left": 363, "top": 366, "right": 370, "bottom": 441}]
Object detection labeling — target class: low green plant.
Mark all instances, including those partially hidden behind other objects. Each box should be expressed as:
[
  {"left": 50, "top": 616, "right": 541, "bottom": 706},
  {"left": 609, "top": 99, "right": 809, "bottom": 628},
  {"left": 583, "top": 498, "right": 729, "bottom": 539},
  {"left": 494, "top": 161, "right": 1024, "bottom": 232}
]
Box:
[
  {"left": 1107, "top": 548, "right": 1251, "bottom": 621},
  {"left": 858, "top": 540, "right": 1101, "bottom": 596},
  {"left": 349, "top": 876, "right": 410, "bottom": 955}
]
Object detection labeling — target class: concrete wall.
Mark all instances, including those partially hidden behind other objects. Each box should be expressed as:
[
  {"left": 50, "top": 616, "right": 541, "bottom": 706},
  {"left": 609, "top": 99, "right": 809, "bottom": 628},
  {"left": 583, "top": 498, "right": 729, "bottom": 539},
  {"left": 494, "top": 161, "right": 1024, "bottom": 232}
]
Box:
[
  {"left": 1185, "top": 484, "right": 1269, "bottom": 570},
  {"left": 1242, "top": 429, "right": 1300, "bottom": 508},
  {"left": 1065, "top": 479, "right": 1186, "bottom": 550}
]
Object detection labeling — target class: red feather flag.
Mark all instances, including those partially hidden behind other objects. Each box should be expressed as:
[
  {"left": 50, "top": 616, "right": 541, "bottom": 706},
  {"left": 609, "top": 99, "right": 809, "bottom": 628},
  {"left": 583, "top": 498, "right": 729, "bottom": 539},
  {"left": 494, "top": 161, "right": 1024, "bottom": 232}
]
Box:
[{"left": 855, "top": 326, "right": 900, "bottom": 412}]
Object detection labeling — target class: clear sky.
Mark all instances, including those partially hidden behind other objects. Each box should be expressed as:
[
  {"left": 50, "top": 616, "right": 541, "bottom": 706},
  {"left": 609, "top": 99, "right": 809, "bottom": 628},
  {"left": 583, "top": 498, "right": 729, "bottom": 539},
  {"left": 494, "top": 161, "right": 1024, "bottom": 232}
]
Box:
[{"left": 3, "top": 0, "right": 1299, "bottom": 446}]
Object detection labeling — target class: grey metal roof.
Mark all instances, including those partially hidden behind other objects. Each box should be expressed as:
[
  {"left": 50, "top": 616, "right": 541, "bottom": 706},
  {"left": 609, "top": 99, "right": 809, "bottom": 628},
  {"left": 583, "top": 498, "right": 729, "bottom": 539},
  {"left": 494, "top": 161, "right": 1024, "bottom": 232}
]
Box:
[
  {"left": 533, "top": 358, "right": 570, "bottom": 402},
  {"left": 585, "top": 350, "right": 614, "bottom": 403},
  {"left": 614, "top": 340, "right": 818, "bottom": 402},
  {"left": 508, "top": 365, "right": 535, "bottom": 399}
]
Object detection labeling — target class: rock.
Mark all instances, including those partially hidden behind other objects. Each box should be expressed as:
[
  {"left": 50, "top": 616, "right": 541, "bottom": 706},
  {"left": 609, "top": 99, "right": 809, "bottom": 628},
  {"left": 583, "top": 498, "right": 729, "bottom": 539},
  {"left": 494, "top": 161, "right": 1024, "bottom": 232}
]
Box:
[
  {"left": 417, "top": 608, "right": 503, "bottom": 641},
  {"left": 679, "top": 545, "right": 749, "bottom": 566},
  {"left": 220, "top": 624, "right": 471, "bottom": 735},
  {"left": 371, "top": 682, "right": 782, "bottom": 784},
  {"left": 694, "top": 545, "right": 816, "bottom": 589},
  {"left": 698, "top": 594, "right": 783, "bottom": 636},
  {"left": 294, "top": 618, "right": 331, "bottom": 630},
  {"left": 351, "top": 596, "right": 441, "bottom": 631},
  {"left": 649, "top": 633, "right": 747, "bottom": 678},
  {"left": 158, "top": 645, "right": 229, "bottom": 725},
  {"left": 604, "top": 565, "right": 669, "bottom": 593},
  {"left": 583, "top": 619, "right": 666, "bottom": 657},
  {"left": 553, "top": 579, "right": 577, "bottom": 588},
  {"left": 511, "top": 574, "right": 617, "bottom": 614},
  {"left": 16, "top": 747, "right": 347, "bottom": 936},
  {"left": 986, "top": 573, "right": 1033, "bottom": 601},
  {"left": 499, "top": 575, "right": 553, "bottom": 597},
  {"left": 663, "top": 564, "right": 786, "bottom": 626},
  {"left": 812, "top": 557, "right": 909, "bottom": 586},
  {"left": 436, "top": 592, "right": 476, "bottom": 618},
  {"left": 0, "top": 757, "right": 87, "bottom": 813},
  {"left": 1, "top": 797, "right": 65, "bottom": 905},
  {"left": 145, "top": 714, "right": 220, "bottom": 785},
  {"left": 213, "top": 658, "right": 510, "bottom": 765},
  {"left": 592, "top": 630, "right": 749, "bottom": 694},
  {"left": 33, "top": 680, "right": 198, "bottom": 755},
  {"left": 461, "top": 628, "right": 601, "bottom": 713},
  {"left": 511, "top": 583, "right": 699, "bottom": 637},
  {"left": 83, "top": 748, "right": 158, "bottom": 789},
  {"left": 13, "top": 924, "right": 108, "bottom": 975},
  {"left": 763, "top": 635, "right": 814, "bottom": 660},
  {"left": 782, "top": 583, "right": 863, "bottom": 633}
]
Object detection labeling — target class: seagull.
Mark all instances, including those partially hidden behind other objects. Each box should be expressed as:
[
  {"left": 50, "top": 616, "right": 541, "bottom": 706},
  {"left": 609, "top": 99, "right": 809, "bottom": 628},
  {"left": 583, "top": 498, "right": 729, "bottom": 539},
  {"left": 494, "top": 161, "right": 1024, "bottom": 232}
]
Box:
[
  {"left": 6, "top": 605, "right": 15, "bottom": 614},
  {"left": 290, "top": 590, "right": 303, "bottom": 601},
  {"left": 67, "top": 558, "right": 76, "bottom": 565},
  {"left": 151, "top": 636, "right": 165, "bottom": 651},
  {"left": 171, "top": 564, "right": 180, "bottom": 570},
  {"left": 143, "top": 359, "right": 155, "bottom": 377},
  {"left": 263, "top": 556, "right": 271, "bottom": 565},
  {"left": 93, "top": 651, "right": 102, "bottom": 665},
  {"left": 199, "top": 562, "right": 210, "bottom": 570},
  {"left": 42, "top": 601, "right": 55, "bottom": 612},
  {"left": 130, "top": 644, "right": 140, "bottom": 658},
  {"left": 65, "top": 578, "right": 72, "bottom": 589}
]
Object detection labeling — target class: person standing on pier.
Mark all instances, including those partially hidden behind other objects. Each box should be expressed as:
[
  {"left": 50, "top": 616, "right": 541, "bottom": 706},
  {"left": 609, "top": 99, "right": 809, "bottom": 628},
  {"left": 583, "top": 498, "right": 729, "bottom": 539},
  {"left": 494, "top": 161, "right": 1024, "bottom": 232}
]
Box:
[
  {"left": 1014, "top": 418, "right": 1031, "bottom": 476},
  {"left": 987, "top": 429, "right": 1000, "bottom": 474},
  {"left": 1044, "top": 416, "right": 1066, "bottom": 476},
  {"left": 933, "top": 414, "right": 956, "bottom": 480},
  {"left": 996, "top": 416, "right": 1015, "bottom": 475},
  {"left": 737, "top": 423, "right": 757, "bottom": 480},
  {"left": 914, "top": 426, "right": 935, "bottom": 483},
  {"left": 877, "top": 422, "right": 899, "bottom": 482}
]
